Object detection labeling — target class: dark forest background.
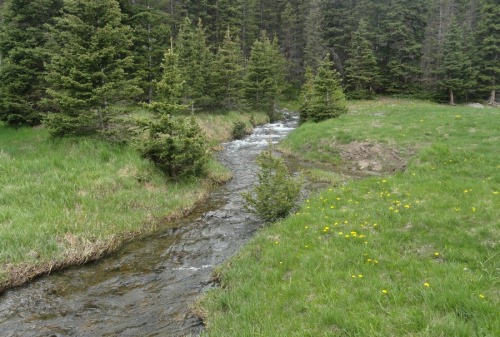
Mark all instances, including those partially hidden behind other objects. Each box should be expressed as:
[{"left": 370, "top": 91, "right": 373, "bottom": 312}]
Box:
[{"left": 0, "top": 0, "right": 498, "bottom": 127}]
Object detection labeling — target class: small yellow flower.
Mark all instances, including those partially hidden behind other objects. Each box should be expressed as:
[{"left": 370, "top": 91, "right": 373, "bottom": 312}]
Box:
[
  {"left": 274, "top": 241, "right": 279, "bottom": 244},
  {"left": 351, "top": 275, "right": 356, "bottom": 278},
  {"left": 424, "top": 282, "right": 430, "bottom": 287},
  {"left": 472, "top": 207, "right": 476, "bottom": 212},
  {"left": 381, "top": 289, "right": 388, "bottom": 294},
  {"left": 304, "top": 226, "right": 309, "bottom": 229},
  {"left": 404, "top": 204, "right": 410, "bottom": 209},
  {"left": 358, "top": 274, "right": 363, "bottom": 278},
  {"left": 479, "top": 294, "right": 485, "bottom": 299},
  {"left": 345, "top": 235, "right": 350, "bottom": 238},
  {"left": 493, "top": 191, "right": 499, "bottom": 195},
  {"left": 434, "top": 252, "right": 439, "bottom": 257}
]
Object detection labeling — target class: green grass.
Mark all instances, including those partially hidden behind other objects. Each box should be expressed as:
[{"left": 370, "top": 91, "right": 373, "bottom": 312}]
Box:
[
  {"left": 200, "top": 98, "right": 499, "bottom": 336},
  {"left": 196, "top": 110, "right": 269, "bottom": 147},
  {"left": 0, "top": 109, "right": 250, "bottom": 290}
]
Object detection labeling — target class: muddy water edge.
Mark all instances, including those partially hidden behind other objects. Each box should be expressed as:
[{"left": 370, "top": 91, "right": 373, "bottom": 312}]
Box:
[{"left": 0, "top": 114, "right": 307, "bottom": 337}]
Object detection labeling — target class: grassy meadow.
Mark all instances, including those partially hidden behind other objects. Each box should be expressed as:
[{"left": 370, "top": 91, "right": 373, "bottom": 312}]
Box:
[
  {"left": 0, "top": 110, "right": 267, "bottom": 291},
  {"left": 200, "top": 99, "right": 499, "bottom": 336}
]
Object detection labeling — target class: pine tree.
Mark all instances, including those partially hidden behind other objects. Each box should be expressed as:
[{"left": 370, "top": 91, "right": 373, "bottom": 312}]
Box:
[
  {"left": 298, "top": 66, "right": 315, "bottom": 123},
  {"left": 344, "top": 19, "right": 379, "bottom": 99},
  {"left": 476, "top": 0, "right": 499, "bottom": 104},
  {"left": 211, "top": 28, "right": 246, "bottom": 110},
  {"left": 44, "top": 0, "right": 140, "bottom": 137},
  {"left": 300, "top": 54, "right": 348, "bottom": 123},
  {"left": 379, "top": 0, "right": 426, "bottom": 93},
  {"left": 124, "top": 0, "right": 172, "bottom": 103},
  {"left": 147, "top": 47, "right": 188, "bottom": 115},
  {"left": 280, "top": 2, "right": 306, "bottom": 87},
  {"left": 0, "top": 0, "right": 63, "bottom": 127},
  {"left": 438, "top": 17, "right": 474, "bottom": 104},
  {"left": 421, "top": 0, "right": 457, "bottom": 94},
  {"left": 245, "top": 31, "right": 286, "bottom": 116},
  {"left": 303, "top": 0, "right": 327, "bottom": 72},
  {"left": 321, "top": 0, "right": 356, "bottom": 71},
  {"left": 176, "top": 17, "right": 213, "bottom": 110}
]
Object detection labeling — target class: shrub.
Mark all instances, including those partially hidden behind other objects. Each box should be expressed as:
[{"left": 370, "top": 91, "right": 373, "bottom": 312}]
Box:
[
  {"left": 242, "top": 148, "right": 302, "bottom": 222},
  {"left": 139, "top": 115, "right": 209, "bottom": 180},
  {"left": 232, "top": 121, "right": 247, "bottom": 139}
]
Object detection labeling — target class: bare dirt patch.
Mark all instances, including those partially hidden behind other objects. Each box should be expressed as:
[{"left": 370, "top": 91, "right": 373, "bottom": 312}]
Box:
[{"left": 337, "top": 141, "right": 412, "bottom": 174}]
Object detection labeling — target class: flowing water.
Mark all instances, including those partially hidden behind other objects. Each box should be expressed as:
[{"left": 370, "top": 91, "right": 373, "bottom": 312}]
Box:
[{"left": 0, "top": 115, "right": 300, "bottom": 337}]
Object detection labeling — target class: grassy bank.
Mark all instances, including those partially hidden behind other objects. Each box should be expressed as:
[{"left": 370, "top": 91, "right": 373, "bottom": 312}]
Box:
[
  {"left": 200, "top": 99, "right": 499, "bottom": 336},
  {"left": 0, "top": 110, "right": 267, "bottom": 292}
]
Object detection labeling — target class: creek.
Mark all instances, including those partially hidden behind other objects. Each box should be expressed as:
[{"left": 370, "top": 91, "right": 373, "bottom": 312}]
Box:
[{"left": 0, "top": 114, "right": 302, "bottom": 336}]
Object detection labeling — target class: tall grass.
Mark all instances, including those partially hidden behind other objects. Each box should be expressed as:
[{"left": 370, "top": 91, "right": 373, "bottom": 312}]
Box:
[
  {"left": 200, "top": 99, "right": 499, "bottom": 336},
  {"left": 0, "top": 109, "right": 254, "bottom": 290}
]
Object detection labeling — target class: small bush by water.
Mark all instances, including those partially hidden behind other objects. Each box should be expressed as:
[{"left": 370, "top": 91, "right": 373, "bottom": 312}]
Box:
[{"left": 242, "top": 147, "right": 302, "bottom": 223}]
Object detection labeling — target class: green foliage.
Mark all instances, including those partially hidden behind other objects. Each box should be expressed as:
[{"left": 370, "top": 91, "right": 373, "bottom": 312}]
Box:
[
  {"left": 139, "top": 115, "right": 209, "bottom": 180},
  {"left": 176, "top": 17, "right": 213, "bottom": 109},
  {"left": 245, "top": 31, "right": 286, "bottom": 115},
  {"left": 43, "top": 0, "right": 141, "bottom": 137},
  {"left": 146, "top": 48, "right": 188, "bottom": 115},
  {"left": 344, "top": 19, "right": 379, "bottom": 99},
  {"left": 0, "top": 0, "right": 63, "bottom": 126},
  {"left": 299, "top": 55, "right": 348, "bottom": 123},
  {"left": 438, "top": 17, "right": 475, "bottom": 104},
  {"left": 211, "top": 28, "right": 246, "bottom": 110},
  {"left": 476, "top": 0, "right": 500, "bottom": 103},
  {"left": 232, "top": 121, "right": 247, "bottom": 140},
  {"left": 242, "top": 148, "right": 302, "bottom": 223},
  {"left": 123, "top": 0, "right": 171, "bottom": 103},
  {"left": 380, "top": 0, "right": 425, "bottom": 93}
]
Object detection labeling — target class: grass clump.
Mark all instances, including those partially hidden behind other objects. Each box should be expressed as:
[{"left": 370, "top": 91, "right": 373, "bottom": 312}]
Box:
[{"left": 200, "top": 99, "right": 499, "bottom": 336}]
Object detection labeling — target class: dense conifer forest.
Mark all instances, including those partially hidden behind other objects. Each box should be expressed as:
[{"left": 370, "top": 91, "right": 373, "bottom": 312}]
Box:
[{"left": 0, "top": 0, "right": 498, "bottom": 129}]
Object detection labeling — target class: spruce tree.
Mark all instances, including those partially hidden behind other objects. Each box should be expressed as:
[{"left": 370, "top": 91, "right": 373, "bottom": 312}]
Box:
[
  {"left": 300, "top": 54, "right": 348, "bottom": 123},
  {"left": 245, "top": 31, "right": 286, "bottom": 116},
  {"left": 303, "top": 0, "right": 327, "bottom": 72},
  {"left": 438, "top": 17, "right": 474, "bottom": 105},
  {"left": 44, "top": 0, "right": 140, "bottom": 137},
  {"left": 476, "top": 0, "right": 499, "bottom": 104},
  {"left": 280, "top": 2, "right": 306, "bottom": 87},
  {"left": 421, "top": 0, "right": 456, "bottom": 94},
  {"left": 176, "top": 17, "right": 212, "bottom": 110},
  {"left": 147, "top": 47, "right": 188, "bottom": 115},
  {"left": 344, "top": 19, "right": 379, "bottom": 99},
  {"left": 321, "top": 0, "right": 355, "bottom": 70},
  {"left": 380, "top": 0, "right": 425, "bottom": 93},
  {"left": 212, "top": 28, "right": 245, "bottom": 110},
  {"left": 124, "top": 0, "right": 171, "bottom": 103},
  {"left": 0, "top": 0, "right": 63, "bottom": 127}
]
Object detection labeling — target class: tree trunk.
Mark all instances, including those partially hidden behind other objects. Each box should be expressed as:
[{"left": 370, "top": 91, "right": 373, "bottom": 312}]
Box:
[
  {"left": 449, "top": 88, "right": 455, "bottom": 105},
  {"left": 488, "top": 89, "right": 496, "bottom": 105}
]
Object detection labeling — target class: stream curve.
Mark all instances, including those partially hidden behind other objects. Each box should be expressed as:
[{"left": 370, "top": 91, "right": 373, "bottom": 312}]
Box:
[{"left": 0, "top": 115, "right": 299, "bottom": 337}]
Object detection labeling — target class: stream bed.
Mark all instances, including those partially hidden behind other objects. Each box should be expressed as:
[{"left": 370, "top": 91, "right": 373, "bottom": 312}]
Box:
[{"left": 0, "top": 115, "right": 301, "bottom": 337}]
